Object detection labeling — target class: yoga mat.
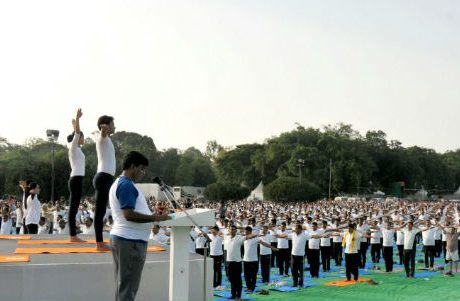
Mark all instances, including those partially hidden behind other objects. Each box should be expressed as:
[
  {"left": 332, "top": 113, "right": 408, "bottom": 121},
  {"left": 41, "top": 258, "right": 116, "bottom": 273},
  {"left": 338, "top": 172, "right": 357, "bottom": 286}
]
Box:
[
  {"left": 0, "top": 235, "right": 32, "bottom": 240},
  {"left": 401, "top": 272, "right": 438, "bottom": 278},
  {"left": 270, "top": 286, "right": 299, "bottom": 292},
  {"left": 324, "top": 278, "right": 372, "bottom": 287},
  {"left": 15, "top": 245, "right": 165, "bottom": 254},
  {"left": 18, "top": 239, "right": 110, "bottom": 245},
  {"left": 213, "top": 291, "right": 251, "bottom": 299},
  {"left": 0, "top": 255, "right": 30, "bottom": 263},
  {"left": 213, "top": 296, "right": 252, "bottom": 301}
]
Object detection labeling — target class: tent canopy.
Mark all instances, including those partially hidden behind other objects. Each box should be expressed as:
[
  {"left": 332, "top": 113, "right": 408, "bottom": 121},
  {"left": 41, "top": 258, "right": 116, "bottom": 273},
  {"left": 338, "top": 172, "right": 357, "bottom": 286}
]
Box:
[{"left": 247, "top": 181, "right": 264, "bottom": 201}]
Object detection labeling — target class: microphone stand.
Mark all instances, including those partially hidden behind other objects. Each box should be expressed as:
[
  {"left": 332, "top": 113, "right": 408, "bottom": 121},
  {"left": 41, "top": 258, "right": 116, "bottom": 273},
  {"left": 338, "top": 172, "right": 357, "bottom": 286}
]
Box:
[{"left": 155, "top": 179, "right": 211, "bottom": 301}]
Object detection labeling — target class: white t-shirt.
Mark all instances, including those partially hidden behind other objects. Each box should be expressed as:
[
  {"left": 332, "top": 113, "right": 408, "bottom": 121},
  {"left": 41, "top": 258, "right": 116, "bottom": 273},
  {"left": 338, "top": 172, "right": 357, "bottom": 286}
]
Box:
[
  {"left": 382, "top": 229, "right": 395, "bottom": 247},
  {"left": 308, "top": 230, "right": 321, "bottom": 250},
  {"left": 68, "top": 133, "right": 85, "bottom": 177},
  {"left": 402, "top": 228, "right": 421, "bottom": 250},
  {"left": 109, "top": 176, "right": 152, "bottom": 242},
  {"left": 227, "top": 235, "right": 246, "bottom": 262},
  {"left": 259, "top": 233, "right": 272, "bottom": 255},
  {"left": 150, "top": 232, "right": 169, "bottom": 244},
  {"left": 195, "top": 235, "right": 208, "bottom": 249},
  {"left": 277, "top": 229, "right": 289, "bottom": 249},
  {"left": 332, "top": 231, "right": 343, "bottom": 243},
  {"left": 291, "top": 232, "right": 308, "bottom": 256},
  {"left": 421, "top": 228, "right": 435, "bottom": 246},
  {"left": 243, "top": 237, "right": 260, "bottom": 262},
  {"left": 370, "top": 227, "right": 382, "bottom": 244},
  {"left": 222, "top": 228, "right": 230, "bottom": 250},
  {"left": 209, "top": 234, "right": 223, "bottom": 256},
  {"left": 96, "top": 135, "right": 116, "bottom": 176},
  {"left": 25, "top": 195, "right": 41, "bottom": 225},
  {"left": 320, "top": 229, "right": 331, "bottom": 247},
  {"left": 396, "top": 230, "right": 404, "bottom": 245},
  {"left": 15, "top": 208, "right": 23, "bottom": 226},
  {"left": 357, "top": 224, "right": 370, "bottom": 243}
]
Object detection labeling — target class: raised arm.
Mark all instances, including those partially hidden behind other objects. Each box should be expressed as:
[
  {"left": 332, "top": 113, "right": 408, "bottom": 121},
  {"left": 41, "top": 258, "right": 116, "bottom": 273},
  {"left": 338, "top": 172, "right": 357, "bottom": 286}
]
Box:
[
  {"left": 259, "top": 240, "right": 278, "bottom": 251},
  {"left": 73, "top": 108, "right": 82, "bottom": 135}
]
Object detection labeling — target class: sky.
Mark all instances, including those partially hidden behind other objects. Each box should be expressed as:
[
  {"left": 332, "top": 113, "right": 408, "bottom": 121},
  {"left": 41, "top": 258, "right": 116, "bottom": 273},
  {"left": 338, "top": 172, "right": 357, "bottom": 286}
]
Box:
[{"left": 0, "top": 0, "right": 459, "bottom": 153}]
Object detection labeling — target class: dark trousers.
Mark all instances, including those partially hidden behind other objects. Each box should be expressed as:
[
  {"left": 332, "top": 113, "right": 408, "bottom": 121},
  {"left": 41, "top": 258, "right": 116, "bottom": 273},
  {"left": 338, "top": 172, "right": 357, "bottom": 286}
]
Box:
[
  {"left": 26, "top": 224, "right": 38, "bottom": 234},
  {"left": 277, "top": 248, "right": 290, "bottom": 275},
  {"left": 382, "top": 246, "right": 394, "bottom": 272},
  {"left": 345, "top": 253, "right": 359, "bottom": 281},
  {"left": 359, "top": 242, "right": 368, "bottom": 268},
  {"left": 424, "top": 245, "right": 435, "bottom": 268},
  {"left": 68, "top": 176, "right": 83, "bottom": 237},
  {"left": 211, "top": 255, "right": 223, "bottom": 288},
  {"left": 305, "top": 241, "right": 310, "bottom": 265},
  {"left": 93, "top": 172, "right": 114, "bottom": 242},
  {"left": 228, "top": 262, "right": 243, "bottom": 299},
  {"left": 196, "top": 248, "right": 205, "bottom": 256},
  {"left": 270, "top": 242, "right": 278, "bottom": 267},
  {"left": 23, "top": 219, "right": 28, "bottom": 234},
  {"left": 435, "top": 240, "right": 442, "bottom": 257},
  {"left": 320, "top": 246, "right": 332, "bottom": 271},
  {"left": 16, "top": 227, "right": 21, "bottom": 234},
  {"left": 243, "top": 261, "right": 258, "bottom": 291},
  {"left": 371, "top": 243, "right": 382, "bottom": 263},
  {"left": 332, "top": 242, "right": 343, "bottom": 266},
  {"left": 260, "top": 254, "right": 271, "bottom": 283},
  {"left": 309, "top": 249, "right": 320, "bottom": 278},
  {"left": 404, "top": 247, "right": 416, "bottom": 277},
  {"left": 397, "top": 245, "right": 404, "bottom": 265},
  {"left": 291, "top": 255, "right": 304, "bottom": 287},
  {"left": 223, "top": 250, "right": 229, "bottom": 277}
]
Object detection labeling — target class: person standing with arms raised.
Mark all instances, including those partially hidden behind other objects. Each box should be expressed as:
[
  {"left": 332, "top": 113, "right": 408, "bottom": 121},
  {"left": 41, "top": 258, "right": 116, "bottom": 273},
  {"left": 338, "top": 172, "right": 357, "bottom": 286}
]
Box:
[
  {"left": 94, "top": 115, "right": 116, "bottom": 251},
  {"left": 67, "top": 108, "right": 86, "bottom": 242}
]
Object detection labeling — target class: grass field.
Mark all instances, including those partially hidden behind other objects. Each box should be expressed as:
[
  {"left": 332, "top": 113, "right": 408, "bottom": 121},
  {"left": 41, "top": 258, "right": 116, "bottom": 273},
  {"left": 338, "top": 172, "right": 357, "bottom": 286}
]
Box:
[{"left": 213, "top": 246, "right": 460, "bottom": 301}]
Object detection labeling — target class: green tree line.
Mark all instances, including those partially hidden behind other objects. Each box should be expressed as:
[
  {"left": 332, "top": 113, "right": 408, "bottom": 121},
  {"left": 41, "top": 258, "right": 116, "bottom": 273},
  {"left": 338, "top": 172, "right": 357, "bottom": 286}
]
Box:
[{"left": 1, "top": 123, "right": 459, "bottom": 201}]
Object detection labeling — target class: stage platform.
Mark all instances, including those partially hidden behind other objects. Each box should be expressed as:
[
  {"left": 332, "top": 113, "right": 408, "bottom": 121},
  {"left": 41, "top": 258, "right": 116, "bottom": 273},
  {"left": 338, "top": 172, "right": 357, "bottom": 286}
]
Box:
[{"left": 0, "top": 234, "right": 212, "bottom": 301}]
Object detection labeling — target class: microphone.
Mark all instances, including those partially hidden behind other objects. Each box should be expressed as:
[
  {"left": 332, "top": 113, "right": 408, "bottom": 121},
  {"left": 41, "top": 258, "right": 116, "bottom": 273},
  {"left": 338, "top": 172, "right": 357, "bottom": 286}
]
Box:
[
  {"left": 152, "top": 176, "right": 163, "bottom": 185},
  {"left": 152, "top": 177, "right": 178, "bottom": 209}
]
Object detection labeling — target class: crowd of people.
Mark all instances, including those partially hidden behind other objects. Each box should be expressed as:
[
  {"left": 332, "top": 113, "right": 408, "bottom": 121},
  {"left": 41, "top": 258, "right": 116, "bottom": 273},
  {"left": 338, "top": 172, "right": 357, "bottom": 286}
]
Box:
[
  {"left": 0, "top": 108, "right": 459, "bottom": 301},
  {"left": 2, "top": 193, "right": 459, "bottom": 301},
  {"left": 179, "top": 198, "right": 460, "bottom": 300}
]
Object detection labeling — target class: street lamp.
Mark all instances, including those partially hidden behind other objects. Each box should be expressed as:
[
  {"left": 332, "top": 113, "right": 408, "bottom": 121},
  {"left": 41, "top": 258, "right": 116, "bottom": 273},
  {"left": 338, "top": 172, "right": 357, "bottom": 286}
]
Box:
[
  {"left": 46, "top": 129, "right": 59, "bottom": 203},
  {"left": 297, "top": 159, "right": 305, "bottom": 184}
]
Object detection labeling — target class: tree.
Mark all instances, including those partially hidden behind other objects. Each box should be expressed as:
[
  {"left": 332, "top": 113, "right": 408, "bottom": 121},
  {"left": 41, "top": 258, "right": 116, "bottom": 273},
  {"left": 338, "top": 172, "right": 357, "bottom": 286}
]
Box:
[
  {"left": 175, "top": 147, "right": 215, "bottom": 186},
  {"left": 264, "top": 177, "right": 321, "bottom": 202},
  {"left": 205, "top": 140, "right": 223, "bottom": 162},
  {"left": 214, "top": 144, "right": 263, "bottom": 188},
  {"left": 204, "top": 182, "right": 250, "bottom": 201}
]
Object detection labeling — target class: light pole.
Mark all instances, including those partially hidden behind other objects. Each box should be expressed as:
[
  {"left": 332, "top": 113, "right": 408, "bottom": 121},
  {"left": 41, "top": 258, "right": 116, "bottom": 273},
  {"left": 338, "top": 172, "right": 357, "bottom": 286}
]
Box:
[
  {"left": 328, "top": 159, "right": 332, "bottom": 200},
  {"left": 297, "top": 159, "right": 305, "bottom": 184},
  {"left": 46, "top": 129, "right": 59, "bottom": 202}
]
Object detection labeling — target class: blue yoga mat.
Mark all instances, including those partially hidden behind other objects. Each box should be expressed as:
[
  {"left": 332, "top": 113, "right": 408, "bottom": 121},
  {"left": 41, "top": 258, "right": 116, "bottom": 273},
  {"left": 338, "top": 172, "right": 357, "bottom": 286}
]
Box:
[
  {"left": 270, "top": 286, "right": 299, "bottom": 292},
  {"left": 214, "top": 291, "right": 251, "bottom": 299},
  {"left": 213, "top": 296, "right": 252, "bottom": 301},
  {"left": 401, "top": 271, "right": 438, "bottom": 278}
]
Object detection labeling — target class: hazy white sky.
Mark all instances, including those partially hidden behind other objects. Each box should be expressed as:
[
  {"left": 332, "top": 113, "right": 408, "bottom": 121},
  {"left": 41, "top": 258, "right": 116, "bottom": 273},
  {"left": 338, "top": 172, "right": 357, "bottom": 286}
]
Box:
[{"left": 0, "top": 1, "right": 459, "bottom": 152}]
